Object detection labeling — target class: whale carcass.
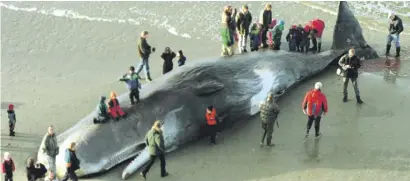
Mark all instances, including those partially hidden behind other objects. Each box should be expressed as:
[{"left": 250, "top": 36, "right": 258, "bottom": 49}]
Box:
[{"left": 37, "top": 1, "right": 378, "bottom": 179}]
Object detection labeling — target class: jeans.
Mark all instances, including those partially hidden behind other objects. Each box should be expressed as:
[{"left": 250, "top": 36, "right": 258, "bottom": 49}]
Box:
[
  {"left": 47, "top": 155, "right": 56, "bottom": 173},
  {"left": 129, "top": 88, "right": 140, "bottom": 104},
  {"left": 238, "top": 33, "right": 248, "bottom": 52},
  {"left": 307, "top": 116, "right": 321, "bottom": 136},
  {"left": 142, "top": 154, "right": 167, "bottom": 177},
  {"left": 386, "top": 34, "right": 400, "bottom": 47},
  {"left": 61, "top": 169, "right": 78, "bottom": 181},
  {"left": 136, "top": 57, "right": 151, "bottom": 79},
  {"left": 343, "top": 77, "right": 360, "bottom": 97}
]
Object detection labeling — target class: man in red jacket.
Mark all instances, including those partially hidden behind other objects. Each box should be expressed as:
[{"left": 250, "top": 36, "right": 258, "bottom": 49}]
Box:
[
  {"left": 309, "top": 18, "right": 325, "bottom": 53},
  {"left": 302, "top": 82, "right": 328, "bottom": 139}
]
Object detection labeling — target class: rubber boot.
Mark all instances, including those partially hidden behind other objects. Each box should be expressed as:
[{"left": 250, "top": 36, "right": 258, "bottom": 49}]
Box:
[
  {"left": 395, "top": 47, "right": 400, "bottom": 57},
  {"left": 385, "top": 45, "right": 391, "bottom": 56},
  {"left": 317, "top": 43, "right": 322, "bottom": 52},
  {"left": 343, "top": 95, "right": 348, "bottom": 102},
  {"left": 356, "top": 96, "right": 363, "bottom": 104}
]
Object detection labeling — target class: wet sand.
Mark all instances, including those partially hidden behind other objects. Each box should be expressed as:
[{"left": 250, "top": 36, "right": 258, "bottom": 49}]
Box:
[{"left": 2, "top": 4, "right": 410, "bottom": 181}]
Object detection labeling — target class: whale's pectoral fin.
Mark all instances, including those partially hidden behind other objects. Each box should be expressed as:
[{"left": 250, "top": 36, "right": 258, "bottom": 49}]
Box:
[{"left": 193, "top": 80, "right": 225, "bottom": 96}]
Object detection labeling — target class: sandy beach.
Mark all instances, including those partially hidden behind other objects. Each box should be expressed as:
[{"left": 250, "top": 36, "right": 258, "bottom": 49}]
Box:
[{"left": 1, "top": 1, "right": 410, "bottom": 181}]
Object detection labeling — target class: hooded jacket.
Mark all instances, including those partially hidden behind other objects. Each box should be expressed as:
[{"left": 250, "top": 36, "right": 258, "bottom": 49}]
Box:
[
  {"left": 310, "top": 18, "right": 325, "bottom": 37},
  {"left": 236, "top": 11, "right": 252, "bottom": 35},
  {"left": 271, "top": 22, "right": 285, "bottom": 40},
  {"left": 42, "top": 133, "right": 59, "bottom": 157},
  {"left": 389, "top": 15, "right": 404, "bottom": 35},
  {"left": 145, "top": 128, "right": 165, "bottom": 155},
  {"left": 96, "top": 96, "right": 109, "bottom": 118},
  {"left": 259, "top": 99, "right": 280, "bottom": 124},
  {"left": 302, "top": 89, "right": 328, "bottom": 116},
  {"left": 119, "top": 72, "right": 141, "bottom": 90}
]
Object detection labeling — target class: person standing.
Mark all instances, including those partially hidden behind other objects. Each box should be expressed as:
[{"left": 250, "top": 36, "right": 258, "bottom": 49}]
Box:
[
  {"left": 249, "top": 22, "right": 261, "bottom": 51},
  {"left": 259, "top": 93, "right": 280, "bottom": 146},
  {"left": 299, "top": 24, "right": 311, "bottom": 53},
  {"left": 119, "top": 66, "right": 142, "bottom": 105},
  {"left": 309, "top": 18, "right": 325, "bottom": 52},
  {"left": 177, "top": 50, "right": 186, "bottom": 66},
  {"left": 221, "top": 6, "right": 234, "bottom": 57},
  {"left": 6, "top": 104, "right": 16, "bottom": 136},
  {"left": 1, "top": 152, "right": 15, "bottom": 181},
  {"left": 206, "top": 106, "right": 218, "bottom": 145},
  {"left": 141, "top": 121, "right": 168, "bottom": 180},
  {"left": 61, "top": 142, "right": 80, "bottom": 181},
  {"left": 259, "top": 4, "right": 272, "bottom": 48},
  {"left": 161, "top": 47, "right": 176, "bottom": 74},
  {"left": 137, "top": 31, "right": 155, "bottom": 82},
  {"left": 386, "top": 12, "right": 404, "bottom": 57},
  {"left": 42, "top": 125, "right": 59, "bottom": 173},
  {"left": 302, "top": 82, "right": 328, "bottom": 139},
  {"left": 338, "top": 48, "right": 364, "bottom": 104},
  {"left": 271, "top": 20, "right": 285, "bottom": 50},
  {"left": 236, "top": 5, "right": 252, "bottom": 53}
]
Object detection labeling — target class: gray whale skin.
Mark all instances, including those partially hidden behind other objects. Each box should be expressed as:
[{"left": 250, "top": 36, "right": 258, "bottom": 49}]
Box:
[{"left": 37, "top": 1, "right": 378, "bottom": 179}]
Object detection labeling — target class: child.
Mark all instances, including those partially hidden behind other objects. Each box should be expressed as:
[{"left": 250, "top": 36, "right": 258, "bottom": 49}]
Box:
[
  {"left": 266, "top": 19, "right": 277, "bottom": 49},
  {"left": 119, "top": 66, "right": 142, "bottom": 105},
  {"left": 93, "top": 96, "right": 110, "bottom": 124},
  {"left": 286, "top": 24, "right": 299, "bottom": 51},
  {"left": 108, "top": 92, "right": 126, "bottom": 121},
  {"left": 1, "top": 152, "right": 15, "bottom": 181},
  {"left": 7, "top": 104, "right": 16, "bottom": 136},
  {"left": 177, "top": 50, "right": 186, "bottom": 66},
  {"left": 250, "top": 23, "right": 261, "bottom": 52},
  {"left": 271, "top": 20, "right": 285, "bottom": 50}
]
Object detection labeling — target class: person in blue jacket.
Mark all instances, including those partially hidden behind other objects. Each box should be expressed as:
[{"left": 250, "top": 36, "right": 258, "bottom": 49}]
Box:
[{"left": 119, "top": 66, "right": 142, "bottom": 105}]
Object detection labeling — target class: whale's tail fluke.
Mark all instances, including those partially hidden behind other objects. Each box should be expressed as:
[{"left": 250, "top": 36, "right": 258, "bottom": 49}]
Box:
[{"left": 331, "top": 1, "right": 379, "bottom": 59}]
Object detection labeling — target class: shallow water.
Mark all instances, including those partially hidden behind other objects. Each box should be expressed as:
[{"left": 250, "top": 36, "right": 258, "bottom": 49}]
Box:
[{"left": 1, "top": 1, "right": 410, "bottom": 181}]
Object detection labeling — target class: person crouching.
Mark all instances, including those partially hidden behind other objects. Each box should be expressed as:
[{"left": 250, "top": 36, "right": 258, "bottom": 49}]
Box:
[
  {"left": 93, "top": 96, "right": 110, "bottom": 124},
  {"left": 108, "top": 92, "right": 126, "bottom": 121}
]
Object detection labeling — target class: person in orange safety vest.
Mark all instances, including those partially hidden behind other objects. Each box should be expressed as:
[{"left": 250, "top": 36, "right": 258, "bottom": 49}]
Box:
[
  {"left": 302, "top": 82, "right": 328, "bottom": 139},
  {"left": 206, "top": 106, "right": 218, "bottom": 145}
]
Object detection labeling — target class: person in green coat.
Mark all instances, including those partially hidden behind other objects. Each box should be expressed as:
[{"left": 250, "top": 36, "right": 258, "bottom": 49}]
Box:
[
  {"left": 271, "top": 20, "right": 285, "bottom": 50},
  {"left": 221, "top": 6, "right": 234, "bottom": 57},
  {"left": 141, "top": 120, "right": 168, "bottom": 180}
]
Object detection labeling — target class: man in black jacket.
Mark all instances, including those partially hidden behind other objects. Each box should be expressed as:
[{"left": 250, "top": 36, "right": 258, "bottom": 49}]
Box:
[
  {"left": 137, "top": 31, "right": 156, "bottom": 82},
  {"left": 386, "top": 12, "right": 404, "bottom": 57},
  {"left": 338, "top": 48, "right": 364, "bottom": 104},
  {"left": 259, "top": 4, "right": 272, "bottom": 48},
  {"left": 236, "top": 5, "right": 252, "bottom": 53}
]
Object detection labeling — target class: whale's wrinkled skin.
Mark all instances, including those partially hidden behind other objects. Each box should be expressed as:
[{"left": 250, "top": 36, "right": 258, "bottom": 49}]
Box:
[{"left": 37, "top": 1, "right": 378, "bottom": 179}]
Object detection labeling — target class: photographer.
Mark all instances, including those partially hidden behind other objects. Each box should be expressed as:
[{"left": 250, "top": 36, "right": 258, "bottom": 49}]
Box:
[
  {"left": 338, "top": 48, "right": 364, "bottom": 104},
  {"left": 161, "top": 47, "right": 176, "bottom": 74}
]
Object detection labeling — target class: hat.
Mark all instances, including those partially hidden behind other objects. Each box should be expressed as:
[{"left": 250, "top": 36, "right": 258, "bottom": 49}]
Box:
[
  {"left": 291, "top": 24, "right": 297, "bottom": 29},
  {"left": 8, "top": 104, "right": 14, "bottom": 110},
  {"left": 314, "top": 82, "right": 323, "bottom": 90}
]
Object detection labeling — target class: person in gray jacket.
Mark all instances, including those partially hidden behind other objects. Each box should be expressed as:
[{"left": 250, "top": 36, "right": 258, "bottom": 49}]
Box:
[
  {"left": 140, "top": 120, "right": 168, "bottom": 180},
  {"left": 259, "top": 93, "right": 280, "bottom": 146},
  {"left": 42, "top": 125, "right": 59, "bottom": 173}
]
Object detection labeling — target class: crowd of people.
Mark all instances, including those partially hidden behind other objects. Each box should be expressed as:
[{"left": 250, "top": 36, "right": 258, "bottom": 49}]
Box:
[
  {"left": 1, "top": 3, "right": 405, "bottom": 181},
  {"left": 220, "top": 4, "right": 326, "bottom": 57}
]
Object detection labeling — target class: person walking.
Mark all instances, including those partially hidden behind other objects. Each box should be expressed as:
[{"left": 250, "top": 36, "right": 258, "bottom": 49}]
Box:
[
  {"left": 259, "top": 93, "right": 280, "bottom": 146},
  {"left": 119, "top": 66, "right": 142, "bottom": 105},
  {"left": 386, "top": 12, "right": 404, "bottom": 57},
  {"left": 302, "top": 82, "right": 328, "bottom": 139},
  {"left": 137, "top": 31, "right": 155, "bottom": 82},
  {"left": 42, "top": 125, "right": 59, "bottom": 173},
  {"left": 338, "top": 48, "right": 364, "bottom": 104},
  {"left": 259, "top": 4, "right": 272, "bottom": 48},
  {"left": 236, "top": 5, "right": 252, "bottom": 53},
  {"left": 140, "top": 120, "right": 168, "bottom": 180},
  {"left": 61, "top": 142, "right": 80, "bottom": 181},
  {"left": 45, "top": 171, "right": 60, "bottom": 181},
  {"left": 206, "top": 106, "right": 218, "bottom": 145},
  {"left": 161, "top": 47, "right": 176, "bottom": 74},
  {"left": 6, "top": 104, "right": 16, "bottom": 136},
  {"left": 1, "top": 152, "right": 15, "bottom": 181}
]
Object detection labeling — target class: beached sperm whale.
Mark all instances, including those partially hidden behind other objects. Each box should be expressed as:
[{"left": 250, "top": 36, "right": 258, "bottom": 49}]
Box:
[{"left": 37, "top": 1, "right": 378, "bottom": 179}]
